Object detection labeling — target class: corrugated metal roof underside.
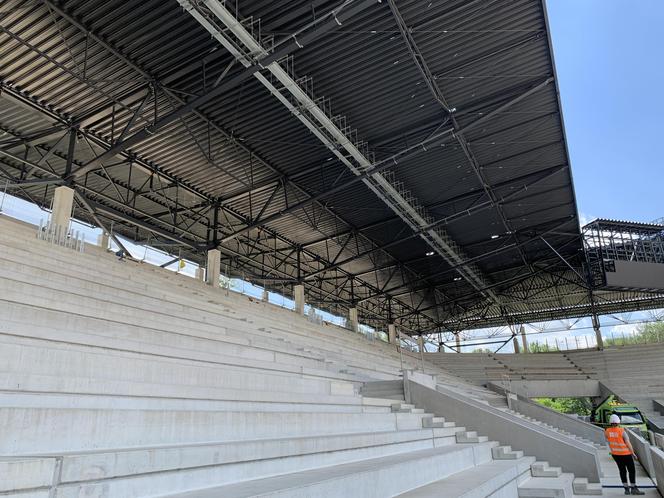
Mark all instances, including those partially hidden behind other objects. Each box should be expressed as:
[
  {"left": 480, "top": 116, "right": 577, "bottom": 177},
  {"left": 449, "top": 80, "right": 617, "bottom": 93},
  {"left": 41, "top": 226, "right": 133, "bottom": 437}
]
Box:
[{"left": 1, "top": 0, "right": 662, "bottom": 332}]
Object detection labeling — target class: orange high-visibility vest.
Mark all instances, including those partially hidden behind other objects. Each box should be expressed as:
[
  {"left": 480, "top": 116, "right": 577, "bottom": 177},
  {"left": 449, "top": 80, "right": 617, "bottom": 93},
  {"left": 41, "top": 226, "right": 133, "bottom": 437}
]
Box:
[{"left": 605, "top": 426, "right": 631, "bottom": 455}]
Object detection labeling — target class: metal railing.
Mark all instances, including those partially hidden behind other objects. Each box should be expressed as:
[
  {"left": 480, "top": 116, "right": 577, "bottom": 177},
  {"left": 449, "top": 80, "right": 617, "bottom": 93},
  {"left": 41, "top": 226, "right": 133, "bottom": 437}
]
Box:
[{"left": 36, "top": 220, "right": 85, "bottom": 253}]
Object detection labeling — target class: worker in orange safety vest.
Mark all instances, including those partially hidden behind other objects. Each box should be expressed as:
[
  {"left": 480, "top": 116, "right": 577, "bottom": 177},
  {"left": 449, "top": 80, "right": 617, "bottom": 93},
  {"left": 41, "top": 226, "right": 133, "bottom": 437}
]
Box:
[{"left": 605, "top": 414, "right": 644, "bottom": 495}]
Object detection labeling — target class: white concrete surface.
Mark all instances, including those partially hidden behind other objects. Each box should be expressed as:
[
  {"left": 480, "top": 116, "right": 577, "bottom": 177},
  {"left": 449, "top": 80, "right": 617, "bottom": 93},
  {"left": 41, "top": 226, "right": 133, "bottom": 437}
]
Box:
[
  {"left": 293, "top": 283, "right": 305, "bottom": 315},
  {"left": 205, "top": 248, "right": 220, "bottom": 286},
  {"left": 50, "top": 185, "right": 74, "bottom": 229},
  {"left": 2, "top": 216, "right": 641, "bottom": 496}
]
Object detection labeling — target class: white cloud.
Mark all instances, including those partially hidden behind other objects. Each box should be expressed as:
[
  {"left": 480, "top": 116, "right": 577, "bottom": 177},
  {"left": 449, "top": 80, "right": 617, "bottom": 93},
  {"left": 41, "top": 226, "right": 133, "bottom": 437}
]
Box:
[{"left": 578, "top": 212, "right": 596, "bottom": 227}]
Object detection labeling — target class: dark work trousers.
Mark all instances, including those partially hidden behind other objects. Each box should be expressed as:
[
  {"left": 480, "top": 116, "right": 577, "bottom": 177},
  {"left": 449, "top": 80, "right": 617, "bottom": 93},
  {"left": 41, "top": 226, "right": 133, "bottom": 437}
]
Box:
[{"left": 612, "top": 453, "right": 636, "bottom": 484}]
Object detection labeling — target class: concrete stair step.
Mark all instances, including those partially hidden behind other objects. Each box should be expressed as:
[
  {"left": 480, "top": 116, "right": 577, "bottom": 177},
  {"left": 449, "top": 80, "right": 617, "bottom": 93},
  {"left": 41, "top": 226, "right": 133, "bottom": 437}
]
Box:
[
  {"left": 456, "top": 431, "right": 489, "bottom": 443},
  {"left": 531, "top": 461, "right": 563, "bottom": 477},
  {"left": 492, "top": 445, "right": 525, "bottom": 460},
  {"left": 396, "top": 456, "right": 537, "bottom": 497},
  {"left": 518, "top": 472, "right": 575, "bottom": 497},
  {"left": 422, "top": 416, "right": 454, "bottom": 428},
  {"left": 572, "top": 477, "right": 603, "bottom": 495},
  {"left": 391, "top": 403, "right": 416, "bottom": 412}
]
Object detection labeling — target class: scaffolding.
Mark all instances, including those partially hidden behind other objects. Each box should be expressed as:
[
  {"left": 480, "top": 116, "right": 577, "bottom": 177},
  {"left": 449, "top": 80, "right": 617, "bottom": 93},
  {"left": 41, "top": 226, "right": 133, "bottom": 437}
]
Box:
[{"left": 584, "top": 218, "right": 664, "bottom": 287}]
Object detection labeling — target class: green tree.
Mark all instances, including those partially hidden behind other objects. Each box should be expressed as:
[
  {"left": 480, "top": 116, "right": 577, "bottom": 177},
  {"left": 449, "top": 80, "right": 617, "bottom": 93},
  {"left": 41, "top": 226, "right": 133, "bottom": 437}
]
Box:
[
  {"left": 534, "top": 397, "right": 592, "bottom": 416},
  {"left": 528, "top": 342, "right": 559, "bottom": 353},
  {"left": 603, "top": 321, "right": 664, "bottom": 347}
]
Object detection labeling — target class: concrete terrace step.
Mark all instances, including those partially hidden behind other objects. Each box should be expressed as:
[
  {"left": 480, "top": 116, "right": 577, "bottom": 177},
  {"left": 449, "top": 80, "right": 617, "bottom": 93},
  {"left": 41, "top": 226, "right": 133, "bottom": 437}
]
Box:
[
  {"left": 157, "top": 444, "right": 497, "bottom": 498},
  {"left": 573, "top": 477, "right": 603, "bottom": 495},
  {"left": 9, "top": 429, "right": 463, "bottom": 497},
  {"left": 532, "top": 461, "right": 563, "bottom": 477},
  {"left": 0, "top": 235, "right": 415, "bottom": 364},
  {"left": 423, "top": 416, "right": 455, "bottom": 428},
  {"left": 492, "top": 445, "right": 525, "bottom": 460},
  {"left": 0, "top": 336, "right": 357, "bottom": 401},
  {"left": 456, "top": 431, "right": 489, "bottom": 444},
  {"left": 396, "top": 456, "right": 536, "bottom": 497},
  {"left": 1, "top": 407, "right": 432, "bottom": 454},
  {"left": 0, "top": 456, "right": 58, "bottom": 493},
  {"left": 0, "top": 239, "right": 430, "bottom": 384},
  {"left": 518, "top": 472, "right": 575, "bottom": 497},
  {"left": 0, "top": 249, "right": 418, "bottom": 378}
]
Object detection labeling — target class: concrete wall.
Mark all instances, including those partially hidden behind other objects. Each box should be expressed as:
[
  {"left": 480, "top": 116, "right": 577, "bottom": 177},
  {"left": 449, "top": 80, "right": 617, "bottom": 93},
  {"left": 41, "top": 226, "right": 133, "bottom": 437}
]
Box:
[
  {"left": 655, "top": 433, "right": 664, "bottom": 450},
  {"left": 405, "top": 374, "right": 602, "bottom": 482},
  {"left": 508, "top": 393, "right": 606, "bottom": 445},
  {"left": 627, "top": 429, "right": 655, "bottom": 478},
  {"left": 651, "top": 446, "right": 664, "bottom": 497}
]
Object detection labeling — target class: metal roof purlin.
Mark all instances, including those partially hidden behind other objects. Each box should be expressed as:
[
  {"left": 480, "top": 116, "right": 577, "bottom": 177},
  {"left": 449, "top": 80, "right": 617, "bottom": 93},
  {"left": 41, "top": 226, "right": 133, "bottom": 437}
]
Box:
[
  {"left": 387, "top": 0, "right": 535, "bottom": 274},
  {"left": 187, "top": 0, "right": 515, "bottom": 304}
]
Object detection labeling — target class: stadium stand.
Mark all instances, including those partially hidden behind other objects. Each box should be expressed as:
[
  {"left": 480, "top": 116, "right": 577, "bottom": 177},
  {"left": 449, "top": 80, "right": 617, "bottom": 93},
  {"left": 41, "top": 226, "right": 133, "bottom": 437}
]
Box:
[
  {"left": 569, "top": 346, "right": 664, "bottom": 432},
  {"left": 0, "top": 215, "right": 605, "bottom": 497}
]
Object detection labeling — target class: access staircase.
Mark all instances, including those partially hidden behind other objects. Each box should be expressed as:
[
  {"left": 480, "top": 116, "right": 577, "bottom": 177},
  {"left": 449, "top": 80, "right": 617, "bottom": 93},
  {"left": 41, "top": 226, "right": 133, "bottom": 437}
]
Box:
[{"left": 0, "top": 215, "right": 603, "bottom": 496}]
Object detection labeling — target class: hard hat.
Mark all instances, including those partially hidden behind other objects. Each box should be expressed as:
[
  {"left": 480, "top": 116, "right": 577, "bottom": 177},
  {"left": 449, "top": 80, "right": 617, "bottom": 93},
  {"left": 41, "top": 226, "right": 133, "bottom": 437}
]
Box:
[{"left": 610, "top": 414, "right": 621, "bottom": 424}]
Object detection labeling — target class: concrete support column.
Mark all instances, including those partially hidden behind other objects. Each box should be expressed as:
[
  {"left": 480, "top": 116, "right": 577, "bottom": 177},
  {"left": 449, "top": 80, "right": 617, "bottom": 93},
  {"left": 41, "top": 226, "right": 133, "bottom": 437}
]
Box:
[
  {"left": 455, "top": 333, "right": 461, "bottom": 352},
  {"left": 261, "top": 288, "right": 269, "bottom": 302},
  {"left": 50, "top": 186, "right": 74, "bottom": 230},
  {"left": 417, "top": 335, "right": 425, "bottom": 352},
  {"left": 293, "top": 284, "right": 305, "bottom": 315},
  {"left": 520, "top": 324, "right": 528, "bottom": 353},
  {"left": 206, "top": 249, "right": 221, "bottom": 287},
  {"left": 348, "top": 307, "right": 358, "bottom": 333},
  {"left": 195, "top": 267, "right": 205, "bottom": 282},
  {"left": 388, "top": 323, "right": 397, "bottom": 344},
  {"left": 513, "top": 337, "right": 520, "bottom": 354},
  {"left": 592, "top": 315, "right": 604, "bottom": 350},
  {"left": 96, "top": 232, "right": 109, "bottom": 250}
]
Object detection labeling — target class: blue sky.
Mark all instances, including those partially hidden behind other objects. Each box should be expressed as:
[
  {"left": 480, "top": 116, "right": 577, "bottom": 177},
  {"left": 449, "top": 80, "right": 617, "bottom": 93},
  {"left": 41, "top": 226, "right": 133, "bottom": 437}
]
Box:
[{"left": 545, "top": 0, "right": 663, "bottom": 224}]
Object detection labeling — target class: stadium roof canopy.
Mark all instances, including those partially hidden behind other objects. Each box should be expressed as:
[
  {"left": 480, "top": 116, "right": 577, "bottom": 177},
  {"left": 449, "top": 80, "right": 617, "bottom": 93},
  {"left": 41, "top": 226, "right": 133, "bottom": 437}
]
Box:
[{"left": 1, "top": 0, "right": 663, "bottom": 333}]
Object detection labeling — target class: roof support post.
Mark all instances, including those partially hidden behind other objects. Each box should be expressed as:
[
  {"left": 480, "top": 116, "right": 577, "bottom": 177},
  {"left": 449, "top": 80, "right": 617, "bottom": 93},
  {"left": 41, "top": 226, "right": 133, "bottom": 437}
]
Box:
[
  {"left": 206, "top": 248, "right": 221, "bottom": 287},
  {"left": 520, "top": 324, "right": 529, "bottom": 353},
  {"left": 294, "top": 284, "right": 305, "bottom": 316},
  {"left": 50, "top": 185, "right": 74, "bottom": 231},
  {"left": 591, "top": 315, "right": 603, "bottom": 351},
  {"left": 348, "top": 307, "right": 359, "bottom": 333},
  {"left": 388, "top": 323, "right": 397, "bottom": 344}
]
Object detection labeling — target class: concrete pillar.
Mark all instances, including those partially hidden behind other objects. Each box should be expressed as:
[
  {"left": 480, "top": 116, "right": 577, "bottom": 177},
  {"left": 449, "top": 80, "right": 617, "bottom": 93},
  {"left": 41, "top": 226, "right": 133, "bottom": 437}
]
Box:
[
  {"left": 348, "top": 307, "right": 358, "bottom": 333},
  {"left": 592, "top": 315, "right": 604, "bottom": 350},
  {"left": 388, "top": 323, "right": 397, "bottom": 344},
  {"left": 455, "top": 334, "right": 461, "bottom": 352},
  {"left": 417, "top": 335, "right": 425, "bottom": 352},
  {"left": 261, "top": 288, "right": 269, "bottom": 302},
  {"left": 513, "top": 337, "right": 520, "bottom": 354},
  {"left": 293, "top": 284, "right": 305, "bottom": 315},
  {"left": 50, "top": 186, "right": 74, "bottom": 230},
  {"left": 96, "top": 232, "right": 109, "bottom": 250},
  {"left": 195, "top": 267, "right": 205, "bottom": 282},
  {"left": 520, "top": 324, "right": 528, "bottom": 353},
  {"left": 205, "top": 249, "right": 221, "bottom": 287}
]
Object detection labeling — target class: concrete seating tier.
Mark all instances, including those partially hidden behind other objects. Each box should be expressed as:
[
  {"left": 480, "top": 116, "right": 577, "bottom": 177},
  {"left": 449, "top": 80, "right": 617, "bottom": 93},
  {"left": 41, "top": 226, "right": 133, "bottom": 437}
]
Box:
[
  {"left": 425, "top": 351, "right": 595, "bottom": 385},
  {"left": 2, "top": 216, "right": 582, "bottom": 497},
  {"left": 568, "top": 345, "right": 664, "bottom": 430}
]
